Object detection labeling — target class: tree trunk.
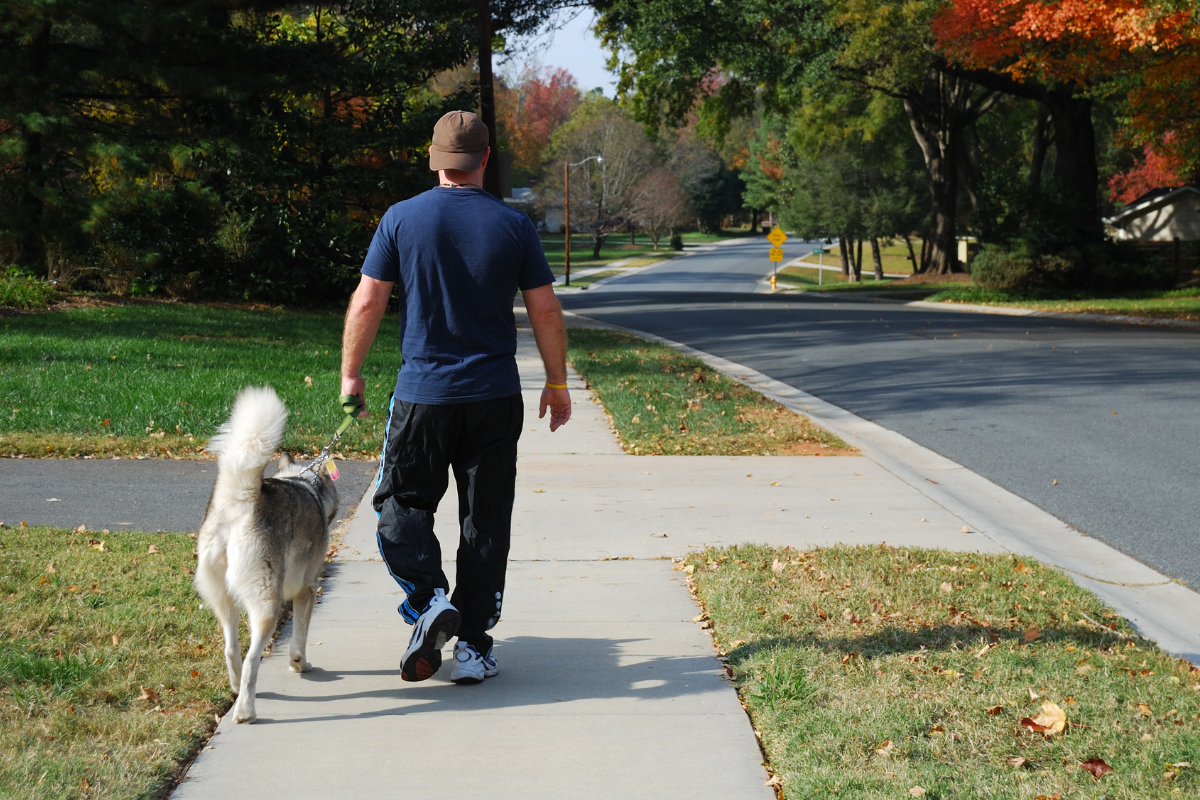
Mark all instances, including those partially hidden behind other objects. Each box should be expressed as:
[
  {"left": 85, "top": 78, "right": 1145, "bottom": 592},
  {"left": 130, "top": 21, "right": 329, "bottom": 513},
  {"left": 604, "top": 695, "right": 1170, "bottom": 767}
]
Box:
[
  {"left": 1030, "top": 103, "right": 1051, "bottom": 193},
  {"left": 476, "top": 0, "right": 501, "bottom": 198},
  {"left": 900, "top": 68, "right": 997, "bottom": 275},
  {"left": 904, "top": 235, "right": 919, "bottom": 273},
  {"left": 871, "top": 237, "right": 884, "bottom": 280},
  {"left": 838, "top": 235, "right": 851, "bottom": 277},
  {"left": 592, "top": 234, "right": 605, "bottom": 259},
  {"left": 853, "top": 238, "right": 864, "bottom": 282},
  {"left": 18, "top": 22, "right": 52, "bottom": 274},
  {"left": 959, "top": 119, "right": 986, "bottom": 239},
  {"left": 1043, "top": 88, "right": 1101, "bottom": 241}
]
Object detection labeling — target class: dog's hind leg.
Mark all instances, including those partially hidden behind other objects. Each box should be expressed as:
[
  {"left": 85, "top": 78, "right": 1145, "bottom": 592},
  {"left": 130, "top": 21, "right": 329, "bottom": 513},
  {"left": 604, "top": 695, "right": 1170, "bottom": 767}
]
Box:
[
  {"left": 231, "top": 601, "right": 277, "bottom": 724},
  {"left": 194, "top": 551, "right": 242, "bottom": 693},
  {"left": 289, "top": 585, "right": 315, "bottom": 673}
]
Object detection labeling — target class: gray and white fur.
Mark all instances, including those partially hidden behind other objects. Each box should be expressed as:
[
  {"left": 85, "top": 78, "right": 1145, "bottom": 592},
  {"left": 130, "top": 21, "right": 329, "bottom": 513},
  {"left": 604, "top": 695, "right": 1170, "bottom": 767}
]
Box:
[{"left": 195, "top": 386, "right": 339, "bottom": 724}]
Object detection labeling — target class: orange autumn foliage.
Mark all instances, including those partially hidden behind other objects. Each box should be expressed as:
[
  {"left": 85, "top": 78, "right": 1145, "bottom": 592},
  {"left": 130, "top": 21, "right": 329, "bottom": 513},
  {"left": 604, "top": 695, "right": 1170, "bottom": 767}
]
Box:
[{"left": 934, "top": 1, "right": 1200, "bottom": 171}]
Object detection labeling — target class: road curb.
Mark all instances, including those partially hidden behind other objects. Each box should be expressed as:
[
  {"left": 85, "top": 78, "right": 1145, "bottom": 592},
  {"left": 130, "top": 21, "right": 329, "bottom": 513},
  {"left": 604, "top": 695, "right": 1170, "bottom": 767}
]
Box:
[{"left": 563, "top": 310, "right": 1200, "bottom": 665}]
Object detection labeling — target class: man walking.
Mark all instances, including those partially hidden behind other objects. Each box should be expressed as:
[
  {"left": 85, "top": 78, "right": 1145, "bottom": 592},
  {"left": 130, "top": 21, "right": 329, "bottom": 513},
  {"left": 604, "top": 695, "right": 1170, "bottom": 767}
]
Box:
[{"left": 340, "top": 110, "right": 571, "bottom": 685}]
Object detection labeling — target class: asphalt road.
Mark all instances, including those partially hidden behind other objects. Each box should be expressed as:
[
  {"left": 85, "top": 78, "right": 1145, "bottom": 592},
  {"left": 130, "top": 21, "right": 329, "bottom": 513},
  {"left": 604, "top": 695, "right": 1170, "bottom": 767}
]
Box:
[
  {"left": 0, "top": 458, "right": 378, "bottom": 534},
  {"left": 563, "top": 236, "right": 1200, "bottom": 590}
]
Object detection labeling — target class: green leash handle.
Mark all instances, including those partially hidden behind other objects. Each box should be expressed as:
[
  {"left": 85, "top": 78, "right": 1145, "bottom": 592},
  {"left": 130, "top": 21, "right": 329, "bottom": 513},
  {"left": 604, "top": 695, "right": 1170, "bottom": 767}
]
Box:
[{"left": 336, "top": 394, "right": 364, "bottom": 436}]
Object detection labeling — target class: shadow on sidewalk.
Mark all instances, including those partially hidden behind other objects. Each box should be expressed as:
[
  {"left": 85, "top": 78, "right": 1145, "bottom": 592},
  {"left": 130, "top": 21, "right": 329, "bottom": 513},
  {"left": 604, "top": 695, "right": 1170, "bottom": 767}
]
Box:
[{"left": 250, "top": 636, "right": 724, "bottom": 725}]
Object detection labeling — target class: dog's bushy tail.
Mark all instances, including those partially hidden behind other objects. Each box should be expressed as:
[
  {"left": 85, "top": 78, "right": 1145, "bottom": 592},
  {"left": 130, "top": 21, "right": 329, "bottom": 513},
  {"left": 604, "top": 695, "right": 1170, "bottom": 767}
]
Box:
[{"left": 207, "top": 386, "right": 288, "bottom": 502}]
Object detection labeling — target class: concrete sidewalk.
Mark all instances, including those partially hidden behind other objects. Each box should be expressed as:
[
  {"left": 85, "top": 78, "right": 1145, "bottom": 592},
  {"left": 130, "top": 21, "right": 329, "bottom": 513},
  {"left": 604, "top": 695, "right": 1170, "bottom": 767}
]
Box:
[{"left": 172, "top": 318, "right": 1199, "bottom": 799}]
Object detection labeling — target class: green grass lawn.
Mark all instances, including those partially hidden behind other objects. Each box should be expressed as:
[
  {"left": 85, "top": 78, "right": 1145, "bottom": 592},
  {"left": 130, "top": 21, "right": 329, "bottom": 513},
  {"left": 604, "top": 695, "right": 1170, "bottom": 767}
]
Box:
[
  {"left": 0, "top": 301, "right": 399, "bottom": 458},
  {"left": 539, "top": 234, "right": 674, "bottom": 276},
  {"left": 566, "top": 328, "right": 853, "bottom": 456},
  {"left": 685, "top": 543, "right": 1200, "bottom": 799},
  {"left": 0, "top": 524, "right": 238, "bottom": 799},
  {"left": 928, "top": 286, "right": 1200, "bottom": 322},
  {"left": 795, "top": 239, "right": 921, "bottom": 274}
]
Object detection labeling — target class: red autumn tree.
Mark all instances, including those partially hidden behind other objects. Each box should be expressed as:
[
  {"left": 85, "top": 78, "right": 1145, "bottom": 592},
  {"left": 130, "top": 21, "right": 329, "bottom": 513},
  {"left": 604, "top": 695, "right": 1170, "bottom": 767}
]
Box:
[
  {"left": 935, "top": 0, "right": 1200, "bottom": 197},
  {"left": 1108, "top": 142, "right": 1185, "bottom": 205},
  {"left": 934, "top": 0, "right": 1200, "bottom": 237},
  {"left": 496, "top": 64, "right": 582, "bottom": 183}
]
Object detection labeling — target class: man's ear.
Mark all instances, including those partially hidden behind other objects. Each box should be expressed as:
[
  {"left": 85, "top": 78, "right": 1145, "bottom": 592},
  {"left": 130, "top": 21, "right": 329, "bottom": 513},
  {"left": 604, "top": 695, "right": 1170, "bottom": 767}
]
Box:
[{"left": 480, "top": 146, "right": 490, "bottom": 171}]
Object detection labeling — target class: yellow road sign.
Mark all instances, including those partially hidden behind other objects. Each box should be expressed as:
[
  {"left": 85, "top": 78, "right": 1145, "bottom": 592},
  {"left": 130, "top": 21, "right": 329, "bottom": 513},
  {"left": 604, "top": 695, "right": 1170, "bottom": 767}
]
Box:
[
  {"left": 769, "top": 246, "right": 784, "bottom": 262},
  {"left": 766, "top": 226, "right": 788, "bottom": 247}
]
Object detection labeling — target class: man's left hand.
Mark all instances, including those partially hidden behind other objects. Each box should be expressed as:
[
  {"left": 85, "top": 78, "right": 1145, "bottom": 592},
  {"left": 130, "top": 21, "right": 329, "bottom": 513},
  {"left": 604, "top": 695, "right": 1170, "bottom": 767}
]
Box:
[
  {"left": 539, "top": 386, "right": 571, "bottom": 432},
  {"left": 341, "top": 374, "right": 369, "bottom": 417}
]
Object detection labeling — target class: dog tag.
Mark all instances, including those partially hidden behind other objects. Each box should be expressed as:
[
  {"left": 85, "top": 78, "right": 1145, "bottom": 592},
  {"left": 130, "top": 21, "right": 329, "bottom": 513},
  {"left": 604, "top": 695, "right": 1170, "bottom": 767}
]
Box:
[{"left": 326, "top": 462, "right": 339, "bottom": 481}]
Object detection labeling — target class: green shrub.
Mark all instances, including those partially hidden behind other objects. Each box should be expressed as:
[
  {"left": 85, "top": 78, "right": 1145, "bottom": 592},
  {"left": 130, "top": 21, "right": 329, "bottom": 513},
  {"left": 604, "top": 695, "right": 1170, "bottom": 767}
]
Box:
[
  {"left": 971, "top": 244, "right": 1073, "bottom": 292},
  {"left": 670, "top": 232, "right": 684, "bottom": 251},
  {"left": 973, "top": 240, "right": 1172, "bottom": 294},
  {"left": 0, "top": 268, "right": 55, "bottom": 308}
]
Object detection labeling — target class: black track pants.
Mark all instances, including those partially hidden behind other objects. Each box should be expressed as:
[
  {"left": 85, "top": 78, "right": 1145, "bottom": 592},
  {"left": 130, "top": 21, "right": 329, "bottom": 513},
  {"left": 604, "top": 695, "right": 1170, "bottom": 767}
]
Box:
[{"left": 373, "top": 393, "right": 523, "bottom": 653}]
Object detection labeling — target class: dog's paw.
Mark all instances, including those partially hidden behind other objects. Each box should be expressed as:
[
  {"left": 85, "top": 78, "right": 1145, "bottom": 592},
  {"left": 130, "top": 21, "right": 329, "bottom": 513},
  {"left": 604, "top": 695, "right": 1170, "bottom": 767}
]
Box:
[
  {"left": 289, "top": 656, "right": 311, "bottom": 673},
  {"left": 232, "top": 702, "right": 257, "bottom": 724}
]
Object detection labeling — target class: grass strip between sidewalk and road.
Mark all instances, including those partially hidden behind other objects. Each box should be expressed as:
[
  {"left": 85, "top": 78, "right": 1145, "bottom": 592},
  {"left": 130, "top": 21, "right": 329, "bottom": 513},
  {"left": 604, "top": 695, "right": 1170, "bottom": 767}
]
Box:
[
  {"left": 1, "top": 301, "right": 398, "bottom": 459},
  {"left": 681, "top": 543, "right": 1200, "bottom": 799},
  {"left": 0, "top": 524, "right": 239, "bottom": 799},
  {"left": 566, "top": 328, "right": 854, "bottom": 456},
  {"left": 927, "top": 286, "right": 1200, "bottom": 322}
]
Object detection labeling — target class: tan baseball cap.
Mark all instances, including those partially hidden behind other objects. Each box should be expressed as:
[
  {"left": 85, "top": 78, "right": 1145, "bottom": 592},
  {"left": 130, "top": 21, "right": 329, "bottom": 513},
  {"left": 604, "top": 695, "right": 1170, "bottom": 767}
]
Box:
[{"left": 429, "top": 110, "right": 490, "bottom": 172}]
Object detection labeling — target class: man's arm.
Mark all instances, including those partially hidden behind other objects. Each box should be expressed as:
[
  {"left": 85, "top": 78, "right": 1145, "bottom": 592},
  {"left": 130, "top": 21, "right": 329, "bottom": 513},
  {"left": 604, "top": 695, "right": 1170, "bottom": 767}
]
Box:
[
  {"left": 522, "top": 283, "right": 571, "bottom": 431},
  {"left": 341, "top": 274, "right": 394, "bottom": 416}
]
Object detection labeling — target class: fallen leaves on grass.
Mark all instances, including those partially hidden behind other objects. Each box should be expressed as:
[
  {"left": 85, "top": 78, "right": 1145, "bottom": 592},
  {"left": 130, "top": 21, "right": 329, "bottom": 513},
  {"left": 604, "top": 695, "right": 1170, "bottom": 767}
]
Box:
[
  {"left": 908, "top": 787, "right": 926, "bottom": 797},
  {"left": 87, "top": 539, "right": 108, "bottom": 552},
  {"left": 147, "top": 544, "right": 162, "bottom": 554},
  {"left": 137, "top": 686, "right": 160, "bottom": 703},
  {"left": 1008, "top": 757, "right": 1029, "bottom": 768},
  {"left": 986, "top": 704, "right": 1004, "bottom": 715},
  {"left": 874, "top": 740, "right": 894, "bottom": 756},
  {"left": 1079, "top": 757, "right": 1114, "bottom": 778},
  {"left": 1137, "top": 702, "right": 1153, "bottom": 717},
  {"left": 1023, "top": 625, "right": 1042, "bottom": 643},
  {"left": 1021, "top": 702, "right": 1067, "bottom": 736}
]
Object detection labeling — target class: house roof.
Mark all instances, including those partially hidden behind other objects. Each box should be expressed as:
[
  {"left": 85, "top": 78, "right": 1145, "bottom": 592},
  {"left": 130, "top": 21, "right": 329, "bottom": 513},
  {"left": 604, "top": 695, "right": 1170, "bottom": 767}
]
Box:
[{"left": 1105, "top": 185, "right": 1200, "bottom": 225}]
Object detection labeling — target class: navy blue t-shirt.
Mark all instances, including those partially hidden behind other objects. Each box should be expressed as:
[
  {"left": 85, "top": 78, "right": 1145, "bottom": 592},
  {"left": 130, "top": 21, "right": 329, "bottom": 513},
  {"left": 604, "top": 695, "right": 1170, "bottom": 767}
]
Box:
[{"left": 360, "top": 187, "right": 554, "bottom": 404}]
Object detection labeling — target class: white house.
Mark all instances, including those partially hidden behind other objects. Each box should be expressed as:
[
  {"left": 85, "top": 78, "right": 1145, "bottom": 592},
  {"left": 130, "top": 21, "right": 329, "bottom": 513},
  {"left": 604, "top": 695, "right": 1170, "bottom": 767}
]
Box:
[{"left": 1104, "top": 185, "right": 1200, "bottom": 242}]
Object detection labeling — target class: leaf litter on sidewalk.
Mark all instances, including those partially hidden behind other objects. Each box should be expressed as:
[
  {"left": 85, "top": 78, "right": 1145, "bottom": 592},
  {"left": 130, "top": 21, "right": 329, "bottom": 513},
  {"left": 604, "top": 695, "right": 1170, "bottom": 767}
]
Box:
[{"left": 680, "top": 543, "right": 1200, "bottom": 798}]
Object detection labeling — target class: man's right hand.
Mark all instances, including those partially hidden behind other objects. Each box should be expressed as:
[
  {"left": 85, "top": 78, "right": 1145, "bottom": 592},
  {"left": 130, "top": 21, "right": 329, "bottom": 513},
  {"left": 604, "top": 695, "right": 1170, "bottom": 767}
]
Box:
[
  {"left": 539, "top": 386, "right": 571, "bottom": 432},
  {"left": 341, "top": 374, "right": 369, "bottom": 417}
]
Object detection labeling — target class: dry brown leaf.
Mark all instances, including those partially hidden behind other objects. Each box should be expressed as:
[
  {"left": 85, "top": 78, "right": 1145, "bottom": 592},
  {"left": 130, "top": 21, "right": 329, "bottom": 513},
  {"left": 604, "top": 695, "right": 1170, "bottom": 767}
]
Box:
[
  {"left": 650, "top": 532, "right": 668, "bottom": 538},
  {"left": 147, "top": 544, "right": 162, "bottom": 554},
  {"left": 693, "top": 613, "right": 707, "bottom": 623},
  {"left": 189, "top": 670, "right": 200, "bottom": 678},
  {"left": 111, "top": 634, "right": 120, "bottom": 646},
  {"left": 940, "top": 581, "right": 953, "bottom": 593},
  {"left": 960, "top": 526, "right": 970, "bottom": 532},
  {"left": 1136, "top": 702, "right": 1153, "bottom": 717},
  {"left": 73, "top": 524, "right": 86, "bottom": 534},
  {"left": 532, "top": 489, "right": 544, "bottom": 493},
  {"left": 1023, "top": 625, "right": 1041, "bottom": 643},
  {"left": 88, "top": 540, "right": 108, "bottom": 552},
  {"left": 1035, "top": 794, "right": 1061, "bottom": 800},
  {"left": 764, "top": 775, "right": 782, "bottom": 787},
  {"left": 137, "top": 686, "right": 159, "bottom": 703},
  {"left": 1028, "top": 688, "right": 1040, "bottom": 700},
  {"left": 1021, "top": 702, "right": 1067, "bottom": 736},
  {"left": 875, "top": 740, "right": 894, "bottom": 756},
  {"left": 909, "top": 787, "right": 926, "bottom": 797},
  {"left": 1014, "top": 560, "right": 1030, "bottom": 573},
  {"left": 1080, "top": 758, "right": 1114, "bottom": 778},
  {"left": 1007, "top": 757, "right": 1028, "bottom": 768},
  {"left": 986, "top": 705, "right": 1004, "bottom": 716},
  {"left": 814, "top": 603, "right": 827, "bottom": 620}
]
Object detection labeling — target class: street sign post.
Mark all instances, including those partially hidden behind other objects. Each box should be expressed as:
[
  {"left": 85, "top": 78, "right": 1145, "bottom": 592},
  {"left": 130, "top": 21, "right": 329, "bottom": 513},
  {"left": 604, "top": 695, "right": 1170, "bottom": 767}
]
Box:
[{"left": 766, "top": 226, "right": 787, "bottom": 290}]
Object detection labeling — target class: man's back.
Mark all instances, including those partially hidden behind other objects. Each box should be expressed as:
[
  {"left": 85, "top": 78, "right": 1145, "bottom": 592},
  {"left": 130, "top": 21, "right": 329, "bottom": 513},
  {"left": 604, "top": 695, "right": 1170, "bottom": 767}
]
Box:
[{"left": 361, "top": 187, "right": 552, "bottom": 404}]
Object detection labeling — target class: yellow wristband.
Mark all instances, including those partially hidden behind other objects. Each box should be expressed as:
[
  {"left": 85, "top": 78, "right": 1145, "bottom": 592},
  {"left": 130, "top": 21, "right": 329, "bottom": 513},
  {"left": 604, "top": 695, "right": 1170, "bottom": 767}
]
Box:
[{"left": 545, "top": 382, "right": 568, "bottom": 390}]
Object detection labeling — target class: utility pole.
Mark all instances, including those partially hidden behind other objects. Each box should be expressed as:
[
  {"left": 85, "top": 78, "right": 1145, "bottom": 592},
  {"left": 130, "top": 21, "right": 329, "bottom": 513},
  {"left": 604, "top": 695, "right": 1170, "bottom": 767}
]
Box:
[
  {"left": 476, "top": 0, "right": 501, "bottom": 198},
  {"left": 564, "top": 161, "right": 571, "bottom": 286}
]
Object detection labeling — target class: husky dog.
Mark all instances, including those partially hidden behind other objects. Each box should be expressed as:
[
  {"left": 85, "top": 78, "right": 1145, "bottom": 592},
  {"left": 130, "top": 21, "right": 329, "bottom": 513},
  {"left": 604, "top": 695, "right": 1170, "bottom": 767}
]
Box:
[{"left": 195, "top": 386, "right": 338, "bottom": 724}]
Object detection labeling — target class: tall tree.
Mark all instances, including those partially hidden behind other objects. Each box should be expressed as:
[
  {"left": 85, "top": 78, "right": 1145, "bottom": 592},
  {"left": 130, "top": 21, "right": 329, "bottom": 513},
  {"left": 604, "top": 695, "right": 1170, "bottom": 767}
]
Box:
[
  {"left": 541, "top": 96, "right": 653, "bottom": 258},
  {"left": 496, "top": 64, "right": 581, "bottom": 186}
]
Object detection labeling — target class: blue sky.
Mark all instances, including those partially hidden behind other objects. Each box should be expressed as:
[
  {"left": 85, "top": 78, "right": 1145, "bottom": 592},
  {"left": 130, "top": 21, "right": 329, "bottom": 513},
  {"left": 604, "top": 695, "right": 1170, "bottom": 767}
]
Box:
[{"left": 506, "top": 10, "right": 617, "bottom": 95}]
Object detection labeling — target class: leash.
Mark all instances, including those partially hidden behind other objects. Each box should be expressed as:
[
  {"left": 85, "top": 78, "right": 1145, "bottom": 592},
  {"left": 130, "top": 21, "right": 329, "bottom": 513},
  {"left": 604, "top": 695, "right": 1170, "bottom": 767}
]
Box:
[{"left": 297, "top": 394, "right": 364, "bottom": 483}]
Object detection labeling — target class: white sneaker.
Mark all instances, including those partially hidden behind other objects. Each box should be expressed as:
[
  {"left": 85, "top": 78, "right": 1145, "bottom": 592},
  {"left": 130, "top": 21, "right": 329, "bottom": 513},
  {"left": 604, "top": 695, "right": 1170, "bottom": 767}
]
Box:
[
  {"left": 400, "top": 589, "right": 460, "bottom": 682},
  {"left": 450, "top": 642, "right": 498, "bottom": 685}
]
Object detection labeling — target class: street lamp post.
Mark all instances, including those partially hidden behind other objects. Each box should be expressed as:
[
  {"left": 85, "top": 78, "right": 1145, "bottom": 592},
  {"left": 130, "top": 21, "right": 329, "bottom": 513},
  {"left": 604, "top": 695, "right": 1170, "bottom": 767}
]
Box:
[{"left": 564, "top": 155, "right": 602, "bottom": 287}]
